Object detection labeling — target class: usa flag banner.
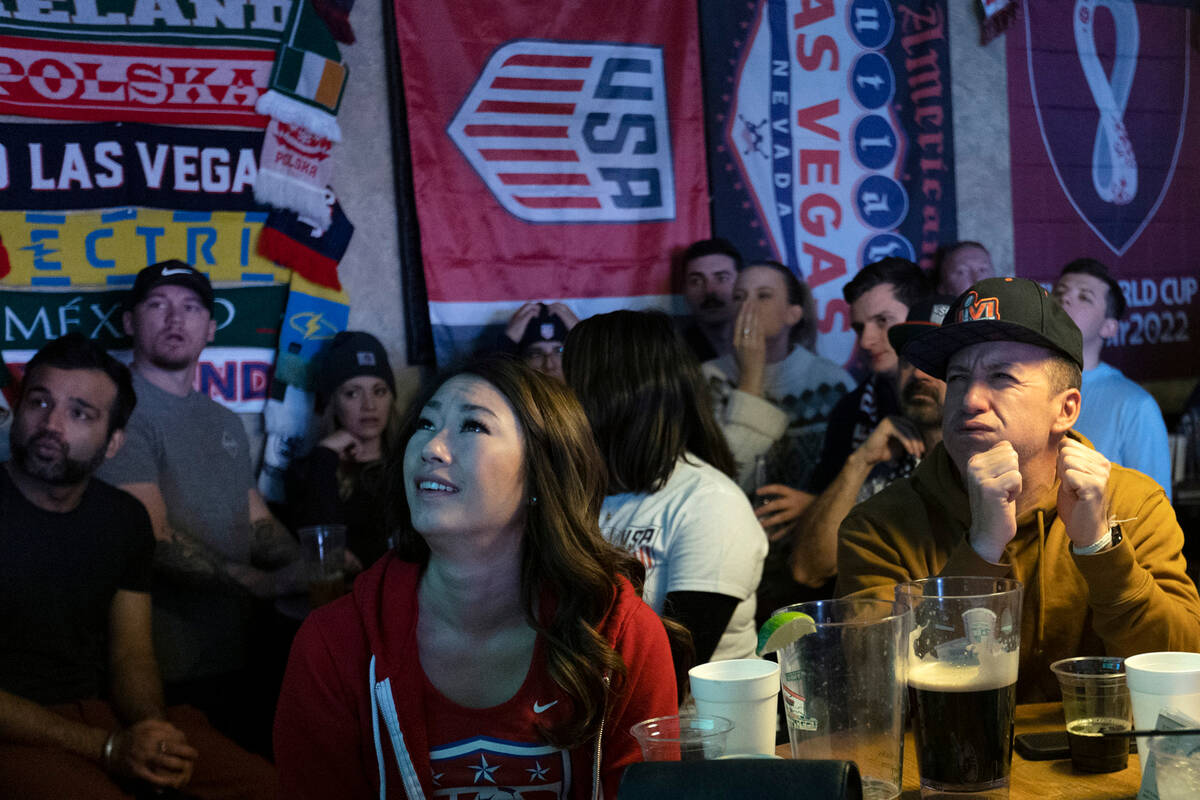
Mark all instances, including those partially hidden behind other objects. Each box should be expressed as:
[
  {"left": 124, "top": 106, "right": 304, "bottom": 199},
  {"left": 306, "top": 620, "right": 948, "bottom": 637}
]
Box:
[
  {"left": 1007, "top": 1, "right": 1199, "bottom": 381},
  {"left": 701, "top": 0, "right": 957, "bottom": 369},
  {"left": 392, "top": 0, "right": 710, "bottom": 364}
]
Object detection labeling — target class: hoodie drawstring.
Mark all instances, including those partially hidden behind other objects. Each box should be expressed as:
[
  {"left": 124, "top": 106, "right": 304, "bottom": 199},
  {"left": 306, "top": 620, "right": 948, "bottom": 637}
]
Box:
[
  {"left": 370, "top": 656, "right": 387, "bottom": 800},
  {"left": 1035, "top": 510, "right": 1047, "bottom": 658},
  {"left": 371, "top": 655, "right": 426, "bottom": 800}
]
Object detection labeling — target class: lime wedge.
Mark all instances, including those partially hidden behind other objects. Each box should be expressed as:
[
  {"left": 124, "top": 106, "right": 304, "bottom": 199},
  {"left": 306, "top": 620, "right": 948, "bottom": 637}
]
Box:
[{"left": 756, "top": 611, "right": 817, "bottom": 656}]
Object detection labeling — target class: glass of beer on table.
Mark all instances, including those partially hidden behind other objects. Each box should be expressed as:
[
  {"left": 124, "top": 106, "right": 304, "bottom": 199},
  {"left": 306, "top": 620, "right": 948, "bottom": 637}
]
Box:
[
  {"left": 1050, "top": 656, "right": 1131, "bottom": 772},
  {"left": 895, "top": 577, "right": 1022, "bottom": 799},
  {"left": 298, "top": 524, "right": 347, "bottom": 608}
]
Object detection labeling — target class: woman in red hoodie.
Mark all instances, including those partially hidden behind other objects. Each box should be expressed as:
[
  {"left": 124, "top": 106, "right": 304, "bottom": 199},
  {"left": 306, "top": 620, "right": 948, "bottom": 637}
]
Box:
[{"left": 274, "top": 356, "right": 678, "bottom": 799}]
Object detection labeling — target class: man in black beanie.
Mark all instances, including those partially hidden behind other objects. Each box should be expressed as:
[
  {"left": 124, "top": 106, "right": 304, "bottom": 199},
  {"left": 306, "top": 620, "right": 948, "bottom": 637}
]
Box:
[{"left": 501, "top": 301, "right": 578, "bottom": 380}]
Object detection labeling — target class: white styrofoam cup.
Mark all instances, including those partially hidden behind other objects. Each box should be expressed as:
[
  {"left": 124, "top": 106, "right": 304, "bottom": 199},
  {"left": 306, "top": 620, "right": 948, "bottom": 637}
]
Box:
[
  {"left": 1124, "top": 651, "right": 1200, "bottom": 758},
  {"left": 688, "top": 658, "right": 780, "bottom": 756}
]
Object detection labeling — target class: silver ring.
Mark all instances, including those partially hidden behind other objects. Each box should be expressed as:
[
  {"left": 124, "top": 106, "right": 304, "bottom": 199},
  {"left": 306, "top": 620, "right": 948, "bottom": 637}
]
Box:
[
  {"left": 743, "top": 328, "right": 751, "bottom": 336},
  {"left": 159, "top": 740, "right": 167, "bottom": 754}
]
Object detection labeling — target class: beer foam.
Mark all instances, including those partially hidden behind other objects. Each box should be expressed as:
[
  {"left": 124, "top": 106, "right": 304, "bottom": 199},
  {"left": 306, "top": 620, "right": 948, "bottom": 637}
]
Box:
[{"left": 909, "top": 652, "right": 1019, "bottom": 693}]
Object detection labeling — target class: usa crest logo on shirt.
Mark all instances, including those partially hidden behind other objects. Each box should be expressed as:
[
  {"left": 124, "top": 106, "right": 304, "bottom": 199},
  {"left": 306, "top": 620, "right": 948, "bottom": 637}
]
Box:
[
  {"left": 449, "top": 40, "right": 676, "bottom": 223},
  {"left": 429, "top": 736, "right": 570, "bottom": 799}
]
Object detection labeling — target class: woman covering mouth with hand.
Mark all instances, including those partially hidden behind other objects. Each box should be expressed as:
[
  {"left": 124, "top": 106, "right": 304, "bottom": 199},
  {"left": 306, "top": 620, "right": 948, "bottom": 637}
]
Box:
[{"left": 274, "top": 356, "right": 678, "bottom": 800}]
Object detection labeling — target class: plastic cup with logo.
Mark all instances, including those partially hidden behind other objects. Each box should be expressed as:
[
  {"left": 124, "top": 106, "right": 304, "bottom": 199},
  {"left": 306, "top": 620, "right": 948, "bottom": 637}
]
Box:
[
  {"left": 1050, "top": 656, "right": 1131, "bottom": 772},
  {"left": 688, "top": 659, "right": 780, "bottom": 756},
  {"left": 1152, "top": 736, "right": 1200, "bottom": 800},
  {"left": 298, "top": 524, "right": 347, "bottom": 608},
  {"left": 774, "top": 596, "right": 909, "bottom": 800},
  {"left": 1125, "top": 651, "right": 1200, "bottom": 758},
  {"left": 895, "top": 577, "right": 1022, "bottom": 800},
  {"left": 629, "top": 714, "right": 733, "bottom": 761}
]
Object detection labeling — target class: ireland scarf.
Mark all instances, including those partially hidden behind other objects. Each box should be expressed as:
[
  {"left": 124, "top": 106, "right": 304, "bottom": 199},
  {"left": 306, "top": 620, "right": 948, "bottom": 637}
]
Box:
[{"left": 255, "top": 2, "right": 349, "bottom": 228}]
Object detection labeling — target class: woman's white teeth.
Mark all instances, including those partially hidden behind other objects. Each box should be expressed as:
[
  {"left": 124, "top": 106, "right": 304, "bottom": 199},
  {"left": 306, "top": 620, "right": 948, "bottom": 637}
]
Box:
[{"left": 419, "top": 481, "right": 454, "bottom": 492}]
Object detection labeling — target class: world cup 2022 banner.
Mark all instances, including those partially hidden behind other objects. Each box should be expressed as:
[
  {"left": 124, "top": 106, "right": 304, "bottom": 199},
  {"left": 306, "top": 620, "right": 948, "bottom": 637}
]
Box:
[
  {"left": 393, "top": 0, "right": 710, "bottom": 364},
  {"left": 1008, "top": 1, "right": 1199, "bottom": 382},
  {"left": 702, "top": 0, "right": 957, "bottom": 369}
]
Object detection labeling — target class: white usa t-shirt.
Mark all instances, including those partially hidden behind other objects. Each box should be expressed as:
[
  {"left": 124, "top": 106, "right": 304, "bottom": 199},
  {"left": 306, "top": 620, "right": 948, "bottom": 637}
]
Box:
[{"left": 600, "top": 455, "right": 767, "bottom": 663}]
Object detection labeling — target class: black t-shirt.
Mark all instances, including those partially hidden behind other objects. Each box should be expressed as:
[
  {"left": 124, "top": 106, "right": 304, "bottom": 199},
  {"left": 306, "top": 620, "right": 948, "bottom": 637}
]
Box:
[
  {"left": 0, "top": 467, "right": 155, "bottom": 705},
  {"left": 284, "top": 446, "right": 391, "bottom": 568}
]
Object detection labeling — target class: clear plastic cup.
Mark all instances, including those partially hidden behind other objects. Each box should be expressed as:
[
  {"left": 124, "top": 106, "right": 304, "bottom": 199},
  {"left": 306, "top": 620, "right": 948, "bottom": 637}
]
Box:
[
  {"left": 298, "top": 524, "right": 347, "bottom": 608},
  {"left": 776, "top": 596, "right": 908, "bottom": 800},
  {"left": 1049, "top": 656, "right": 1131, "bottom": 772},
  {"left": 629, "top": 714, "right": 733, "bottom": 761},
  {"left": 1153, "top": 737, "right": 1200, "bottom": 800}
]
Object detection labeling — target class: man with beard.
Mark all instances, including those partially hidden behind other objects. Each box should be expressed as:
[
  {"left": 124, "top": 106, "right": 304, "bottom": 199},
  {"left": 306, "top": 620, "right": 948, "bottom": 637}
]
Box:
[
  {"left": 806, "top": 260, "right": 932, "bottom": 499},
  {"left": 678, "top": 238, "right": 744, "bottom": 362},
  {"left": 0, "top": 334, "right": 276, "bottom": 798},
  {"left": 97, "top": 261, "right": 302, "bottom": 754},
  {"left": 837, "top": 278, "right": 1200, "bottom": 701},
  {"left": 787, "top": 296, "right": 952, "bottom": 587}
]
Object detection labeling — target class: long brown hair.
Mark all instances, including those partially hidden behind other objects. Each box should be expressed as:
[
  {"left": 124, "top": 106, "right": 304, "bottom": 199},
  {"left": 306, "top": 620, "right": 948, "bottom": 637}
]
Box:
[
  {"left": 562, "top": 309, "right": 736, "bottom": 492},
  {"left": 387, "top": 355, "right": 650, "bottom": 748},
  {"left": 319, "top": 388, "right": 403, "bottom": 500}
]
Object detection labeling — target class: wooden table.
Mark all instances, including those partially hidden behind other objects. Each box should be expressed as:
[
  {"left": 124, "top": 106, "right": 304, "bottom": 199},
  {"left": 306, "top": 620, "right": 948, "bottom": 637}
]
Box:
[{"left": 776, "top": 703, "right": 1144, "bottom": 799}]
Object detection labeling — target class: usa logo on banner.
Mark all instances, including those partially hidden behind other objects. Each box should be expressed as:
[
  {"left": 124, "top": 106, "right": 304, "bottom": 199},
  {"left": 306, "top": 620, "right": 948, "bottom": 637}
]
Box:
[
  {"left": 448, "top": 41, "right": 675, "bottom": 223},
  {"left": 701, "top": 0, "right": 957, "bottom": 369},
  {"left": 1008, "top": 0, "right": 1199, "bottom": 381},
  {"left": 393, "top": 0, "right": 709, "bottom": 364}
]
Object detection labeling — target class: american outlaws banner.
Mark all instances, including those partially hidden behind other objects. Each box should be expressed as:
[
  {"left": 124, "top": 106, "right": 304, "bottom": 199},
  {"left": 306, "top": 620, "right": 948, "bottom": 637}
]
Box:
[
  {"left": 701, "top": 0, "right": 957, "bottom": 368},
  {"left": 1007, "top": 1, "right": 1198, "bottom": 381},
  {"left": 0, "top": 122, "right": 263, "bottom": 211},
  {"left": 393, "top": 0, "right": 710, "bottom": 363}
]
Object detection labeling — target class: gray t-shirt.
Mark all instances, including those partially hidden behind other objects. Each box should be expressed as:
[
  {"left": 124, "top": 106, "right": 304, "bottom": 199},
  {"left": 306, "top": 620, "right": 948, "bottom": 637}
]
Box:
[{"left": 97, "top": 371, "right": 255, "bottom": 682}]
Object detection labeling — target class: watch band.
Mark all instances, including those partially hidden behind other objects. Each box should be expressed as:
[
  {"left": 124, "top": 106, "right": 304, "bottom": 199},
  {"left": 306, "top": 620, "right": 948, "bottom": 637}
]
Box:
[{"left": 1073, "top": 524, "right": 1122, "bottom": 555}]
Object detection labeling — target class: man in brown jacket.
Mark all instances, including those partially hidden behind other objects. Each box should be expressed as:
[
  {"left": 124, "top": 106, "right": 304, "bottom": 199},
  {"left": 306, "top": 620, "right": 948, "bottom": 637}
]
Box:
[{"left": 837, "top": 277, "right": 1200, "bottom": 701}]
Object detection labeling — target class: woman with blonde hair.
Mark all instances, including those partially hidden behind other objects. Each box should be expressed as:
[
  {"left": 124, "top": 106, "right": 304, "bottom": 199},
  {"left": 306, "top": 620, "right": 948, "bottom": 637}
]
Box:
[
  {"left": 286, "top": 331, "right": 402, "bottom": 569},
  {"left": 275, "top": 356, "right": 677, "bottom": 799}
]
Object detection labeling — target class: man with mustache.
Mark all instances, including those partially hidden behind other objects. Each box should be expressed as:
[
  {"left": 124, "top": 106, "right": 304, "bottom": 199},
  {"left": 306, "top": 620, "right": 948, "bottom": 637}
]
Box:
[
  {"left": 836, "top": 278, "right": 1200, "bottom": 701},
  {"left": 97, "top": 261, "right": 303, "bottom": 753},
  {"left": 0, "top": 334, "right": 275, "bottom": 798},
  {"left": 678, "top": 238, "right": 744, "bottom": 362},
  {"left": 787, "top": 296, "right": 952, "bottom": 588}
]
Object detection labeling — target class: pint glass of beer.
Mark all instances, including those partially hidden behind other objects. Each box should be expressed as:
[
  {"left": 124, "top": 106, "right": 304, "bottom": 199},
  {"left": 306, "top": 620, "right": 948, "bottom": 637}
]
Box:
[{"left": 895, "top": 577, "right": 1022, "bottom": 799}]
